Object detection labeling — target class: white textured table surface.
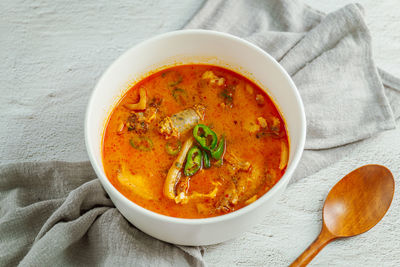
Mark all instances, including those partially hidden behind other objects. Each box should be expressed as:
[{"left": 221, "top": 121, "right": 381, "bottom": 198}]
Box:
[{"left": 1, "top": 1, "right": 400, "bottom": 266}]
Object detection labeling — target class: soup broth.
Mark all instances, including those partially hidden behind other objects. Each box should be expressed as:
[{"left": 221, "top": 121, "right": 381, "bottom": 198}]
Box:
[{"left": 102, "top": 65, "right": 289, "bottom": 219}]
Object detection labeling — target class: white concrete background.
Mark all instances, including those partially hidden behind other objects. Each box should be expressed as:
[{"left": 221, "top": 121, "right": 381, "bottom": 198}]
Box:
[{"left": 1, "top": 0, "right": 400, "bottom": 266}]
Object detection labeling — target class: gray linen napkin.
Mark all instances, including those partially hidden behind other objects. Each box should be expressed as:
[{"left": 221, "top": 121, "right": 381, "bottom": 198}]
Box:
[
  {"left": 0, "top": 162, "right": 205, "bottom": 266},
  {"left": 2, "top": 0, "right": 400, "bottom": 266},
  {"left": 185, "top": 0, "right": 399, "bottom": 181}
]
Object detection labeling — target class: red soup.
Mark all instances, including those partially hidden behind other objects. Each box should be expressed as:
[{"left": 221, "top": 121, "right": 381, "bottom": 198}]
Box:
[{"left": 102, "top": 65, "right": 289, "bottom": 219}]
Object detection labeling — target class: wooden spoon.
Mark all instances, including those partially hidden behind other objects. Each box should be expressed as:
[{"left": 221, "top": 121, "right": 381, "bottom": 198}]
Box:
[{"left": 290, "top": 164, "right": 394, "bottom": 267}]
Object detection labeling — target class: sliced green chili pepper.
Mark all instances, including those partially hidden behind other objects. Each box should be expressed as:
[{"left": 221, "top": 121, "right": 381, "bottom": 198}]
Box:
[
  {"left": 129, "top": 136, "right": 153, "bottom": 151},
  {"left": 165, "top": 140, "right": 182, "bottom": 156},
  {"left": 203, "top": 151, "right": 211, "bottom": 169},
  {"left": 193, "top": 124, "right": 218, "bottom": 151},
  {"left": 169, "top": 76, "right": 182, "bottom": 87},
  {"left": 172, "top": 88, "right": 187, "bottom": 102},
  {"left": 211, "top": 135, "right": 225, "bottom": 160},
  {"left": 184, "top": 146, "right": 202, "bottom": 176}
]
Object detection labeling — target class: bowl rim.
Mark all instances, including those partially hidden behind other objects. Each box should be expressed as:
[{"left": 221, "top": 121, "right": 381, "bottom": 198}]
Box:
[{"left": 85, "top": 29, "right": 306, "bottom": 225}]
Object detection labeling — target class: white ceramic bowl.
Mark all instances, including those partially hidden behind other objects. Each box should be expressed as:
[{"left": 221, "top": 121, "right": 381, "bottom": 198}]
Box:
[{"left": 85, "top": 29, "right": 306, "bottom": 246}]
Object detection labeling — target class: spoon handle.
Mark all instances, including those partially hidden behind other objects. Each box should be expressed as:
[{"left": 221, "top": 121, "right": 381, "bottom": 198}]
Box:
[{"left": 290, "top": 226, "right": 336, "bottom": 267}]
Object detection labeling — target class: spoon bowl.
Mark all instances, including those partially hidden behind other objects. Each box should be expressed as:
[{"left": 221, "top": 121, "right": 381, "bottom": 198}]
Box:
[
  {"left": 324, "top": 165, "right": 394, "bottom": 237},
  {"left": 291, "top": 164, "right": 394, "bottom": 266}
]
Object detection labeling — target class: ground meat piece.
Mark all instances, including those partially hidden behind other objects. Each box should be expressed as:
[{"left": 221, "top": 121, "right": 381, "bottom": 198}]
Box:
[
  {"left": 256, "top": 94, "right": 265, "bottom": 106},
  {"left": 215, "top": 182, "right": 238, "bottom": 213},
  {"left": 144, "top": 107, "right": 157, "bottom": 123},
  {"left": 235, "top": 166, "right": 265, "bottom": 202},
  {"left": 149, "top": 96, "right": 163, "bottom": 108},
  {"left": 202, "top": 70, "right": 225, "bottom": 86},
  {"left": 270, "top": 117, "right": 281, "bottom": 133},
  {"left": 225, "top": 152, "right": 251, "bottom": 171},
  {"left": 126, "top": 113, "right": 148, "bottom": 134},
  {"left": 245, "top": 84, "right": 254, "bottom": 94},
  {"left": 257, "top": 117, "right": 268, "bottom": 128}
]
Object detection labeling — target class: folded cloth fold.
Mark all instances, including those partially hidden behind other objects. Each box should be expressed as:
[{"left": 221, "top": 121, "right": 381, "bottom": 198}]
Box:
[{"left": 2, "top": 0, "right": 400, "bottom": 266}]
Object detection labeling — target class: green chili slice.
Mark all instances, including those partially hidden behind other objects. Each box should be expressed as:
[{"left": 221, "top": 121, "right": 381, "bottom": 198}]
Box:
[
  {"left": 169, "top": 76, "right": 183, "bottom": 87},
  {"left": 203, "top": 151, "right": 211, "bottom": 169},
  {"left": 165, "top": 140, "right": 182, "bottom": 156},
  {"left": 193, "top": 124, "right": 218, "bottom": 151},
  {"left": 172, "top": 88, "right": 187, "bottom": 102},
  {"left": 184, "top": 146, "right": 202, "bottom": 176},
  {"left": 211, "top": 135, "right": 226, "bottom": 160},
  {"left": 129, "top": 136, "right": 153, "bottom": 151}
]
